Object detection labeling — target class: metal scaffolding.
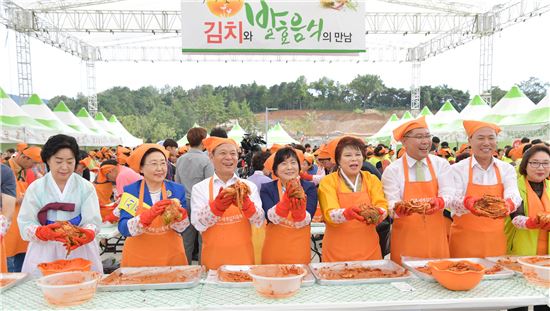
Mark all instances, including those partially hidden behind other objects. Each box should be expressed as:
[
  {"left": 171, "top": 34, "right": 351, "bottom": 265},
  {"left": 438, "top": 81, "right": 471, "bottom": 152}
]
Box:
[
  {"left": 86, "top": 59, "right": 97, "bottom": 116},
  {"left": 15, "top": 31, "right": 32, "bottom": 103},
  {"left": 479, "top": 34, "right": 494, "bottom": 106},
  {"left": 410, "top": 61, "right": 421, "bottom": 111},
  {"left": 0, "top": 0, "right": 548, "bottom": 111}
]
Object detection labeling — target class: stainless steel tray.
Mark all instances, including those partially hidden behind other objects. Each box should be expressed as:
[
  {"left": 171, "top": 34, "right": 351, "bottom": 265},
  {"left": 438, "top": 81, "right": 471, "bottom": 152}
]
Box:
[
  {"left": 485, "top": 255, "right": 526, "bottom": 273},
  {"left": 98, "top": 266, "right": 202, "bottom": 291},
  {"left": 309, "top": 260, "right": 412, "bottom": 285},
  {"left": 403, "top": 258, "right": 515, "bottom": 282},
  {"left": 204, "top": 264, "right": 315, "bottom": 287},
  {"left": 0, "top": 273, "right": 29, "bottom": 292}
]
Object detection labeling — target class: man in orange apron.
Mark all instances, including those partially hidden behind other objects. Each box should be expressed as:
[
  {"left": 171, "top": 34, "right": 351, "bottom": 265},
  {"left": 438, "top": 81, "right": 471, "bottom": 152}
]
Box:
[
  {"left": 1, "top": 164, "right": 17, "bottom": 272},
  {"left": 190, "top": 137, "right": 265, "bottom": 270},
  {"left": 449, "top": 121, "right": 521, "bottom": 258},
  {"left": 382, "top": 117, "right": 454, "bottom": 265},
  {"left": 5, "top": 145, "right": 41, "bottom": 272}
]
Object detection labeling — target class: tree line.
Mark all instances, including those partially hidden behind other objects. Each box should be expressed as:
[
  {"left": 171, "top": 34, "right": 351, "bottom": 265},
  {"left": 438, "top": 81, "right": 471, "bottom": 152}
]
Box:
[{"left": 48, "top": 75, "right": 548, "bottom": 143}]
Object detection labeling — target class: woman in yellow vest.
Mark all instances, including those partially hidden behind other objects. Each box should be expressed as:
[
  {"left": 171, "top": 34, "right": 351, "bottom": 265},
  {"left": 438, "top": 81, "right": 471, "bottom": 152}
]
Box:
[
  {"left": 260, "top": 147, "right": 318, "bottom": 264},
  {"left": 318, "top": 136, "right": 388, "bottom": 262},
  {"left": 118, "top": 144, "right": 189, "bottom": 266},
  {"left": 506, "top": 145, "right": 550, "bottom": 255}
]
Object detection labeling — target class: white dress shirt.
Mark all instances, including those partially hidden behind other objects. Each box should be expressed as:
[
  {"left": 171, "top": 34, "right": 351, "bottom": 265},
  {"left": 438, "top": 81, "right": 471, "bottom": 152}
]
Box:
[
  {"left": 450, "top": 155, "right": 521, "bottom": 216},
  {"left": 381, "top": 154, "right": 455, "bottom": 215},
  {"left": 190, "top": 173, "right": 265, "bottom": 232}
]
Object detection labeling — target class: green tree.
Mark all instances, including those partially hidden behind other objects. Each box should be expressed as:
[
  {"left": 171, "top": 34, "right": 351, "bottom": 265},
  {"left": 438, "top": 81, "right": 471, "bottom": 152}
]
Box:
[
  {"left": 518, "top": 77, "right": 549, "bottom": 104},
  {"left": 348, "top": 74, "right": 385, "bottom": 110}
]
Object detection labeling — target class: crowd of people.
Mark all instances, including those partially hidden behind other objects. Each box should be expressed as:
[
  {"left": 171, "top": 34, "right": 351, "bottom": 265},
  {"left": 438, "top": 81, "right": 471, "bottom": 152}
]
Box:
[{"left": 0, "top": 118, "right": 549, "bottom": 277}]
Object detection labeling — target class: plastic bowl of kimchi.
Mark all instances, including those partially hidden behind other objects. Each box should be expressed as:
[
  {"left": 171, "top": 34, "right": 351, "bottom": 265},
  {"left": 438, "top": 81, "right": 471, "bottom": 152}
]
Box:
[
  {"left": 248, "top": 264, "right": 307, "bottom": 299},
  {"left": 428, "top": 260, "right": 485, "bottom": 291},
  {"left": 38, "top": 258, "right": 92, "bottom": 276},
  {"left": 518, "top": 256, "right": 550, "bottom": 288},
  {"left": 37, "top": 271, "right": 100, "bottom": 306}
]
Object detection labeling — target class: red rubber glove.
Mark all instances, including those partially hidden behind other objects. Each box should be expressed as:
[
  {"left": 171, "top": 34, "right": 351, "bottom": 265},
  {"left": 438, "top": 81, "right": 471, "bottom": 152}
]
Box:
[
  {"left": 103, "top": 213, "right": 119, "bottom": 223},
  {"left": 299, "top": 171, "right": 313, "bottom": 181},
  {"left": 290, "top": 198, "right": 307, "bottom": 222},
  {"left": 241, "top": 195, "right": 256, "bottom": 218},
  {"left": 394, "top": 202, "right": 412, "bottom": 217},
  {"left": 176, "top": 207, "right": 188, "bottom": 222},
  {"left": 425, "top": 197, "right": 445, "bottom": 215},
  {"left": 275, "top": 191, "right": 292, "bottom": 218},
  {"left": 210, "top": 187, "right": 233, "bottom": 217},
  {"left": 504, "top": 198, "right": 515, "bottom": 215},
  {"left": 70, "top": 228, "right": 95, "bottom": 250},
  {"left": 35, "top": 223, "right": 66, "bottom": 242},
  {"left": 525, "top": 217, "right": 541, "bottom": 229},
  {"left": 343, "top": 206, "right": 364, "bottom": 222},
  {"left": 140, "top": 200, "right": 170, "bottom": 227},
  {"left": 463, "top": 196, "right": 482, "bottom": 216}
]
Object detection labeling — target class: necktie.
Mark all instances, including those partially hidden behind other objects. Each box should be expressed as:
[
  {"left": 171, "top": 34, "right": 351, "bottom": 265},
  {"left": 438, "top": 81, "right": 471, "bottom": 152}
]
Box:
[{"left": 415, "top": 161, "right": 425, "bottom": 182}]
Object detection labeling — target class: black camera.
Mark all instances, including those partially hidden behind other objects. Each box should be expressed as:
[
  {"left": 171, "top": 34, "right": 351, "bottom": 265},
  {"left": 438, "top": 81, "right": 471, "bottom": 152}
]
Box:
[{"left": 237, "top": 133, "right": 266, "bottom": 178}]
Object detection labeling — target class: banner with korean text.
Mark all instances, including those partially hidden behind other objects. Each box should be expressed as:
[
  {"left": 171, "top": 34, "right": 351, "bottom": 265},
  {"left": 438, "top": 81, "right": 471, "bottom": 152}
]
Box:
[{"left": 182, "top": 0, "right": 366, "bottom": 54}]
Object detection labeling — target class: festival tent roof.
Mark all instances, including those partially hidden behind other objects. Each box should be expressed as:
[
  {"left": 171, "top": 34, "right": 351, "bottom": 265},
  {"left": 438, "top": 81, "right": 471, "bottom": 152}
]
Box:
[
  {"left": 370, "top": 113, "right": 399, "bottom": 140},
  {"left": 417, "top": 106, "right": 435, "bottom": 124},
  {"left": 485, "top": 86, "right": 536, "bottom": 124},
  {"left": 177, "top": 122, "right": 202, "bottom": 146},
  {"left": 266, "top": 122, "right": 298, "bottom": 146},
  {"left": 21, "top": 94, "right": 86, "bottom": 143},
  {"left": 108, "top": 115, "right": 144, "bottom": 147},
  {"left": 94, "top": 112, "right": 118, "bottom": 135},
  {"left": 429, "top": 101, "right": 465, "bottom": 140},
  {"left": 227, "top": 121, "right": 247, "bottom": 144},
  {"left": 400, "top": 111, "right": 414, "bottom": 122},
  {"left": 460, "top": 95, "right": 492, "bottom": 120},
  {"left": 0, "top": 87, "right": 55, "bottom": 143},
  {"left": 53, "top": 101, "right": 110, "bottom": 146},
  {"left": 419, "top": 106, "right": 433, "bottom": 117},
  {"left": 537, "top": 93, "right": 550, "bottom": 108},
  {"left": 76, "top": 108, "right": 121, "bottom": 146}
]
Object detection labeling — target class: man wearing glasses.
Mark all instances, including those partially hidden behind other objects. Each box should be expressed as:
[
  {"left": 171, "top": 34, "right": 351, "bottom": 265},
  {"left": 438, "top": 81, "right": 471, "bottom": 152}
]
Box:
[
  {"left": 382, "top": 116, "right": 454, "bottom": 264},
  {"left": 449, "top": 120, "right": 521, "bottom": 258}
]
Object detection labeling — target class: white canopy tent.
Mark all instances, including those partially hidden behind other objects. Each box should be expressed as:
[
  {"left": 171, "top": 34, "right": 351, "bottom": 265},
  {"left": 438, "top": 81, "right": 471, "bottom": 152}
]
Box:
[
  {"left": 460, "top": 95, "right": 492, "bottom": 121},
  {"left": 108, "top": 115, "right": 144, "bottom": 147},
  {"left": 266, "top": 122, "right": 298, "bottom": 147},
  {"left": 53, "top": 101, "right": 106, "bottom": 146},
  {"left": 0, "top": 87, "right": 55, "bottom": 144},
  {"left": 76, "top": 108, "right": 121, "bottom": 146},
  {"left": 21, "top": 94, "right": 87, "bottom": 144}
]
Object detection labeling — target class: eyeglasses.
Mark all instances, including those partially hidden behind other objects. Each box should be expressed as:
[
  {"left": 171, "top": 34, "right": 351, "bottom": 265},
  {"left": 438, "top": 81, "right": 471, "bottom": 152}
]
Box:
[
  {"left": 144, "top": 162, "right": 167, "bottom": 169},
  {"left": 404, "top": 134, "right": 433, "bottom": 140},
  {"left": 528, "top": 162, "right": 550, "bottom": 168}
]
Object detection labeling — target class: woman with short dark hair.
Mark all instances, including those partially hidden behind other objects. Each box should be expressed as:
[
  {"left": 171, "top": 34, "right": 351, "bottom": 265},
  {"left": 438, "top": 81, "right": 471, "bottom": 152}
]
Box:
[
  {"left": 318, "top": 136, "right": 388, "bottom": 262},
  {"left": 118, "top": 144, "right": 189, "bottom": 266},
  {"left": 507, "top": 145, "right": 550, "bottom": 255},
  {"left": 260, "top": 147, "right": 318, "bottom": 264},
  {"left": 17, "top": 134, "right": 103, "bottom": 276}
]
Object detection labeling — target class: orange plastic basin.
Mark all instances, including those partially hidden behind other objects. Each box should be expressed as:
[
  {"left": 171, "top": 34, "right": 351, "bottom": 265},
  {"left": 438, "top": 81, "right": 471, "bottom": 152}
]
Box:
[
  {"left": 427, "top": 260, "right": 485, "bottom": 291},
  {"left": 38, "top": 258, "right": 92, "bottom": 276}
]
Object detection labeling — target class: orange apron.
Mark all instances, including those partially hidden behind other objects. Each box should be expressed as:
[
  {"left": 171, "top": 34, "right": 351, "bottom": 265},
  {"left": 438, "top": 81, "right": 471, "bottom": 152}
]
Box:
[
  {"left": 322, "top": 174, "right": 381, "bottom": 262},
  {"left": 390, "top": 157, "right": 449, "bottom": 265},
  {"left": 0, "top": 237, "right": 6, "bottom": 272},
  {"left": 201, "top": 178, "right": 254, "bottom": 270},
  {"left": 94, "top": 182, "right": 114, "bottom": 206},
  {"left": 4, "top": 159, "right": 29, "bottom": 257},
  {"left": 449, "top": 158, "right": 505, "bottom": 258},
  {"left": 121, "top": 181, "right": 187, "bottom": 267},
  {"left": 262, "top": 180, "right": 310, "bottom": 264},
  {"left": 525, "top": 180, "right": 550, "bottom": 255}
]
